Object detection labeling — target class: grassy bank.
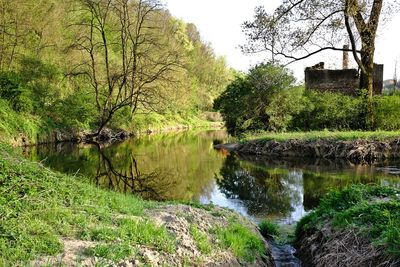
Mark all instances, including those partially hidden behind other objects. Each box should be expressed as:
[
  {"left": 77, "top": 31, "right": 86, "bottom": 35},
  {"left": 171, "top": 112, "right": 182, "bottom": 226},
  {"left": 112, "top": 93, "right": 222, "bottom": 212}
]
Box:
[
  {"left": 129, "top": 112, "right": 223, "bottom": 135},
  {"left": 0, "top": 101, "right": 222, "bottom": 145},
  {"left": 295, "top": 185, "right": 400, "bottom": 265},
  {"left": 0, "top": 144, "right": 268, "bottom": 266},
  {"left": 242, "top": 130, "right": 400, "bottom": 142},
  {"left": 0, "top": 99, "right": 56, "bottom": 144}
]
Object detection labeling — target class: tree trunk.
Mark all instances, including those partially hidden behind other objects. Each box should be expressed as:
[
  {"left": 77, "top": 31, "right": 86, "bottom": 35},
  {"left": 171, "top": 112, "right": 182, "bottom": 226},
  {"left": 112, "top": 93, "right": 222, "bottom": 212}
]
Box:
[{"left": 359, "top": 44, "right": 375, "bottom": 129}]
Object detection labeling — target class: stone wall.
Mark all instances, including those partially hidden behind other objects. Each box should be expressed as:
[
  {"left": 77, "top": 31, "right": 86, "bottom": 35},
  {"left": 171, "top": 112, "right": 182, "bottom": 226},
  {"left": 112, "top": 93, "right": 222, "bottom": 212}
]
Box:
[
  {"left": 305, "top": 64, "right": 384, "bottom": 95},
  {"left": 305, "top": 69, "right": 359, "bottom": 95}
]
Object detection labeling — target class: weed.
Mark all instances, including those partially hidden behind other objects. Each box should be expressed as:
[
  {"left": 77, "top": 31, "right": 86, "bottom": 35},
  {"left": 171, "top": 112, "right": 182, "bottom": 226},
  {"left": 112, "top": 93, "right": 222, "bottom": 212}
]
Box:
[
  {"left": 189, "top": 225, "right": 212, "bottom": 254},
  {"left": 295, "top": 185, "right": 400, "bottom": 258},
  {"left": 259, "top": 220, "right": 280, "bottom": 237},
  {"left": 216, "top": 219, "right": 265, "bottom": 263}
]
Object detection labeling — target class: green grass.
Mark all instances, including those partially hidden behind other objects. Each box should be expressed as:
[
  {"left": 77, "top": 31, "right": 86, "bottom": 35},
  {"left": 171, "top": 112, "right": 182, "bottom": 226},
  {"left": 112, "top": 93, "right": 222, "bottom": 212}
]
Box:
[
  {"left": 0, "top": 99, "right": 47, "bottom": 144},
  {"left": 129, "top": 111, "right": 222, "bottom": 134},
  {"left": 216, "top": 218, "right": 266, "bottom": 263},
  {"left": 295, "top": 185, "right": 400, "bottom": 258},
  {"left": 259, "top": 220, "right": 280, "bottom": 237},
  {"left": 0, "top": 144, "right": 268, "bottom": 265},
  {"left": 242, "top": 130, "right": 400, "bottom": 142},
  {"left": 0, "top": 144, "right": 173, "bottom": 265},
  {"left": 189, "top": 225, "right": 212, "bottom": 254}
]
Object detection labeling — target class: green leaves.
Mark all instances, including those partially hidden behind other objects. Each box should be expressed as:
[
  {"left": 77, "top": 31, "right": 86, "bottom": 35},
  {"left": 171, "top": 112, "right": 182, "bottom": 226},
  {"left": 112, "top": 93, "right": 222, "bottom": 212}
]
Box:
[{"left": 214, "top": 63, "right": 299, "bottom": 135}]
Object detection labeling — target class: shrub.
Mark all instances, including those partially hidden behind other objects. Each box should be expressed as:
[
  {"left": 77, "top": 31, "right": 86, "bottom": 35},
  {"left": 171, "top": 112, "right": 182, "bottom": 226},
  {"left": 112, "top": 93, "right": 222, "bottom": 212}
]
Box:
[
  {"left": 374, "top": 95, "right": 400, "bottom": 130},
  {"left": 51, "top": 90, "right": 98, "bottom": 130},
  {"left": 259, "top": 220, "right": 280, "bottom": 237},
  {"left": 266, "top": 86, "right": 308, "bottom": 132},
  {"left": 214, "top": 63, "right": 297, "bottom": 135},
  {"left": 291, "top": 90, "right": 367, "bottom": 131},
  {"left": 0, "top": 71, "right": 34, "bottom": 113}
]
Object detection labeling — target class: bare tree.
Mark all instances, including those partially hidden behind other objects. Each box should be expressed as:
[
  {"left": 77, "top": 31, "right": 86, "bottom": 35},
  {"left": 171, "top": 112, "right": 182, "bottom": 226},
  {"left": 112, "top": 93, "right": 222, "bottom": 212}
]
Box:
[
  {"left": 91, "top": 142, "right": 174, "bottom": 200},
  {"left": 70, "top": 0, "right": 181, "bottom": 136},
  {"left": 243, "top": 0, "right": 399, "bottom": 126}
]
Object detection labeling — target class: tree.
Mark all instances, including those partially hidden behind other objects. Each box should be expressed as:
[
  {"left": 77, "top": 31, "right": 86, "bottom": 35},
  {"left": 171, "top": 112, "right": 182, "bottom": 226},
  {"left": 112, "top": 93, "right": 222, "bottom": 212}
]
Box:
[
  {"left": 243, "top": 0, "right": 398, "bottom": 127},
  {"left": 214, "top": 63, "right": 298, "bottom": 135},
  {"left": 70, "top": 0, "right": 181, "bottom": 136}
]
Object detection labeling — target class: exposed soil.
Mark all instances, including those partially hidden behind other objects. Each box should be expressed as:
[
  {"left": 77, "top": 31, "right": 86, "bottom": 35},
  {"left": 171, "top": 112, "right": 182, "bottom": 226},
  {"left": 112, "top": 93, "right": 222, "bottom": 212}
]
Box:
[
  {"left": 215, "top": 138, "right": 400, "bottom": 164},
  {"left": 31, "top": 204, "right": 274, "bottom": 266},
  {"left": 295, "top": 223, "right": 399, "bottom": 267}
]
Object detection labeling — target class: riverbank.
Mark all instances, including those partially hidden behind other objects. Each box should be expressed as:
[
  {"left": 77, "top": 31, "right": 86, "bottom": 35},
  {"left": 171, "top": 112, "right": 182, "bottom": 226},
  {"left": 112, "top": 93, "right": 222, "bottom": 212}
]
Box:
[
  {"left": 0, "top": 102, "right": 223, "bottom": 147},
  {"left": 295, "top": 185, "right": 400, "bottom": 266},
  {"left": 0, "top": 144, "right": 273, "bottom": 266},
  {"left": 215, "top": 131, "right": 400, "bottom": 164}
]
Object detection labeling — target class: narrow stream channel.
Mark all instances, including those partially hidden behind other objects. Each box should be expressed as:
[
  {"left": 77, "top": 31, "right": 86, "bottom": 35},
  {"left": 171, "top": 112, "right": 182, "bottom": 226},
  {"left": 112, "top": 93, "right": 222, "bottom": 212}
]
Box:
[{"left": 24, "top": 130, "right": 400, "bottom": 266}]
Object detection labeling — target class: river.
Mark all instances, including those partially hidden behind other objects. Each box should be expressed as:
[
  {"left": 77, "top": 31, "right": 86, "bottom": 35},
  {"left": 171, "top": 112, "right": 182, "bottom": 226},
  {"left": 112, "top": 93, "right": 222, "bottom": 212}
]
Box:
[{"left": 23, "top": 129, "right": 400, "bottom": 266}]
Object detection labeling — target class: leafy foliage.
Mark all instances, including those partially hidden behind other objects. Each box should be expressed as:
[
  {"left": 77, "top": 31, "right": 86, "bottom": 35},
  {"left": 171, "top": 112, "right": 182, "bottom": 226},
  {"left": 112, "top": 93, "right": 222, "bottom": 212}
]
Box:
[
  {"left": 291, "top": 90, "right": 367, "bottom": 131},
  {"left": 259, "top": 220, "right": 280, "bottom": 237},
  {"left": 214, "top": 63, "right": 299, "bottom": 135},
  {"left": 216, "top": 62, "right": 400, "bottom": 135},
  {"left": 374, "top": 95, "right": 400, "bottom": 130},
  {"left": 0, "top": 0, "right": 232, "bottom": 138}
]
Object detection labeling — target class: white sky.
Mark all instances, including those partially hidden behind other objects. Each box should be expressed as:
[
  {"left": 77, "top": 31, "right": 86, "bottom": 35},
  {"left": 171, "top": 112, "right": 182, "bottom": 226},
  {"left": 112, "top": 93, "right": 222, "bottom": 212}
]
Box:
[{"left": 163, "top": 0, "right": 400, "bottom": 81}]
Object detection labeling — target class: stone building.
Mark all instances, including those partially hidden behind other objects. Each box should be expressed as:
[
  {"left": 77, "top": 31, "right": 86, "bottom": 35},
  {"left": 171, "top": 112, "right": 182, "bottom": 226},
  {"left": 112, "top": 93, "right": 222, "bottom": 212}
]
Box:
[{"left": 305, "top": 49, "right": 383, "bottom": 95}]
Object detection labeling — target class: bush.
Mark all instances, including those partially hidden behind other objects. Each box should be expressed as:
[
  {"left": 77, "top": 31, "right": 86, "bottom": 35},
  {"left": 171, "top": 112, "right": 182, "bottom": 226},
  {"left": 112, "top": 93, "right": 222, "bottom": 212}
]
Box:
[
  {"left": 374, "top": 95, "right": 400, "bottom": 130},
  {"left": 266, "top": 86, "right": 308, "bottom": 132},
  {"left": 51, "top": 90, "right": 98, "bottom": 130},
  {"left": 259, "top": 220, "right": 280, "bottom": 237},
  {"left": 0, "top": 57, "right": 60, "bottom": 114},
  {"left": 214, "top": 63, "right": 297, "bottom": 135},
  {"left": 0, "top": 71, "right": 34, "bottom": 113},
  {"left": 291, "top": 90, "right": 367, "bottom": 131}
]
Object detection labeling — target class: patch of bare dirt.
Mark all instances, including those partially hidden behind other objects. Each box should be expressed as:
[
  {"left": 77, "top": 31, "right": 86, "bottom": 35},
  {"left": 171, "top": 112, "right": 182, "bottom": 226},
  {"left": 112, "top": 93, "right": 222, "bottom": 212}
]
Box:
[
  {"left": 296, "top": 223, "right": 400, "bottom": 267},
  {"left": 140, "top": 204, "right": 272, "bottom": 266},
  {"left": 31, "top": 205, "right": 274, "bottom": 266},
  {"left": 31, "top": 239, "right": 97, "bottom": 266}
]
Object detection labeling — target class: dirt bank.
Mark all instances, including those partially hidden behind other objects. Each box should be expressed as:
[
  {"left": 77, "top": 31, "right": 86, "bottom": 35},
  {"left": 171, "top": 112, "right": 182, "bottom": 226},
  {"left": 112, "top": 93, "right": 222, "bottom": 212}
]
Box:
[
  {"left": 215, "top": 138, "right": 400, "bottom": 164},
  {"left": 32, "top": 204, "right": 274, "bottom": 267},
  {"left": 294, "top": 185, "right": 400, "bottom": 267},
  {"left": 295, "top": 224, "right": 398, "bottom": 267}
]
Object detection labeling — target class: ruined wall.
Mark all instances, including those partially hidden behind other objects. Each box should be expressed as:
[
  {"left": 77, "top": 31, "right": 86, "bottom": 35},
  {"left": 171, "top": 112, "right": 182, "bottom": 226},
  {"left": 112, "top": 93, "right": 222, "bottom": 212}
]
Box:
[
  {"left": 305, "top": 64, "right": 384, "bottom": 95},
  {"left": 305, "top": 69, "right": 359, "bottom": 95}
]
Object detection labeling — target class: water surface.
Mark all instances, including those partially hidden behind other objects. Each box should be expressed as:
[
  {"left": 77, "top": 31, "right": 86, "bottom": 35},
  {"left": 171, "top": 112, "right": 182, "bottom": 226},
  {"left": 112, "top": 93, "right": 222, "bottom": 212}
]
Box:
[{"left": 25, "top": 130, "right": 400, "bottom": 224}]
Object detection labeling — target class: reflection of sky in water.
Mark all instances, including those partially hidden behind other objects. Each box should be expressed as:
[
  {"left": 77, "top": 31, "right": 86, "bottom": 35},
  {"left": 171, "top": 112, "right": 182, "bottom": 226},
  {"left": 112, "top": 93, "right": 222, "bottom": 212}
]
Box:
[
  {"left": 200, "top": 180, "right": 258, "bottom": 222},
  {"left": 200, "top": 172, "right": 309, "bottom": 225},
  {"left": 279, "top": 171, "right": 308, "bottom": 225}
]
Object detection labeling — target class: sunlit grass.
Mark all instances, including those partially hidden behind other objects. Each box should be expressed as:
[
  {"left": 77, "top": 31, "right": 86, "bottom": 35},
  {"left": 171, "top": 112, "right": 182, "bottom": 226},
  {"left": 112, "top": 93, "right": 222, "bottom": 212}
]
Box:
[
  {"left": 215, "top": 219, "right": 266, "bottom": 263},
  {"left": 242, "top": 130, "right": 400, "bottom": 142},
  {"left": 0, "top": 144, "right": 169, "bottom": 265},
  {"left": 296, "top": 185, "right": 400, "bottom": 258},
  {"left": 189, "top": 225, "right": 212, "bottom": 254}
]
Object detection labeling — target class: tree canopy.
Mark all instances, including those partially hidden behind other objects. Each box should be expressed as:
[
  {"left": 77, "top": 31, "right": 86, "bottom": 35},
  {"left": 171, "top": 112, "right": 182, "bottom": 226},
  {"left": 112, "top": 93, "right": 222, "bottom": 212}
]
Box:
[
  {"left": 243, "top": 0, "right": 398, "bottom": 97},
  {"left": 0, "top": 0, "right": 233, "bottom": 134}
]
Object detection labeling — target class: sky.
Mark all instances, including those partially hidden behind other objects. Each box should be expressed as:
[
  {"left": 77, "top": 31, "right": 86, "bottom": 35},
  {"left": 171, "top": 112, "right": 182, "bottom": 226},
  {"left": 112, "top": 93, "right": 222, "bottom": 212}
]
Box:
[{"left": 163, "top": 0, "right": 400, "bottom": 81}]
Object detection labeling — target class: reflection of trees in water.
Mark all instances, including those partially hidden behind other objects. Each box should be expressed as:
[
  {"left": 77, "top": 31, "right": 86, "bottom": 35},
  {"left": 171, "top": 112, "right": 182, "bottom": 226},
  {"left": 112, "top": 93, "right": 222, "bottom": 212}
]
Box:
[
  {"left": 216, "top": 154, "right": 302, "bottom": 218},
  {"left": 228, "top": 154, "right": 400, "bottom": 212},
  {"left": 26, "top": 130, "right": 228, "bottom": 202},
  {"left": 92, "top": 143, "right": 176, "bottom": 200}
]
